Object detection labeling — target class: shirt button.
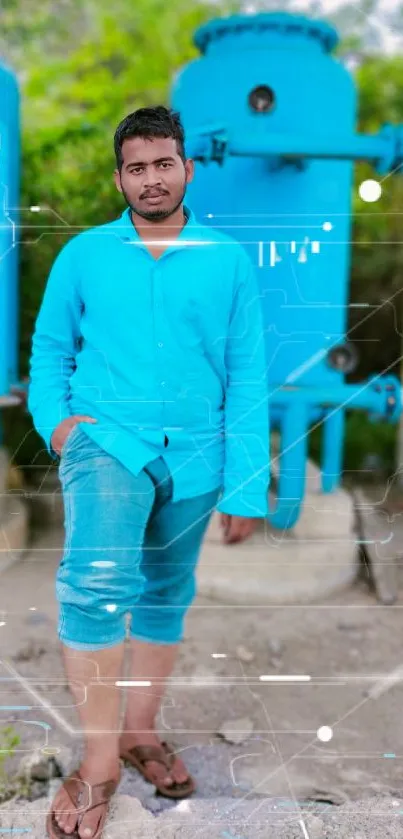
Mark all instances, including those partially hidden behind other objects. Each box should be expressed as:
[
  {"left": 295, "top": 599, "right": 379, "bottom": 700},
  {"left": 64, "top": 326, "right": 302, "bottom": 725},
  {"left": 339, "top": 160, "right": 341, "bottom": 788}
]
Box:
[
  {"left": 158, "top": 342, "right": 164, "bottom": 348},
  {"left": 161, "top": 381, "right": 166, "bottom": 387}
]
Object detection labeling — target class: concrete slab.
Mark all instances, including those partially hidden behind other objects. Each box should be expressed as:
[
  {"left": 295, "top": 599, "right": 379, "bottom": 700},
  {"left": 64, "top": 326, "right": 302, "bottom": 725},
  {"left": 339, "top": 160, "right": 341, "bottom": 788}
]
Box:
[
  {"left": 0, "top": 495, "right": 29, "bottom": 574},
  {"left": 0, "top": 447, "right": 29, "bottom": 573},
  {"left": 201, "top": 457, "right": 358, "bottom": 603}
]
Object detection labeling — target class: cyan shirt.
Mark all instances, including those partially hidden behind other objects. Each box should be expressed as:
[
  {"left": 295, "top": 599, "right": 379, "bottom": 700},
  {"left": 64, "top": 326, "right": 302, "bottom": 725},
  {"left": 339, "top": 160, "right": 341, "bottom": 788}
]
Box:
[{"left": 27, "top": 203, "right": 270, "bottom": 517}]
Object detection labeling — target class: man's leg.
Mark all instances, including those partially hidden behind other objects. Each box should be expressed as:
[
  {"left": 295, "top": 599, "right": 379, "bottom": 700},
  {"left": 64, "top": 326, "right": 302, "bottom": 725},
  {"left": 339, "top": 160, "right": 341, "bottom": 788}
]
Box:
[
  {"left": 119, "top": 638, "right": 186, "bottom": 788},
  {"left": 53, "top": 430, "right": 156, "bottom": 833},
  {"left": 51, "top": 642, "right": 125, "bottom": 838},
  {"left": 123, "top": 471, "right": 221, "bottom": 789}
]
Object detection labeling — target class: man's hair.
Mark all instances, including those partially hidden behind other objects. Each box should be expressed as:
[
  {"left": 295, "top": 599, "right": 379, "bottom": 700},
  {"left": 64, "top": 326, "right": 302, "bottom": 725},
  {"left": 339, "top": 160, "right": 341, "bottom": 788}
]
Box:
[{"left": 114, "top": 105, "right": 186, "bottom": 172}]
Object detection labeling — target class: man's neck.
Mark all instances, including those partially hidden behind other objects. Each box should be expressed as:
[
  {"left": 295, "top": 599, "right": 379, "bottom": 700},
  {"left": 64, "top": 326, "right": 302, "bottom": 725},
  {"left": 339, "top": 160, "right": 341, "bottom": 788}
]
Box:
[{"left": 130, "top": 205, "right": 187, "bottom": 242}]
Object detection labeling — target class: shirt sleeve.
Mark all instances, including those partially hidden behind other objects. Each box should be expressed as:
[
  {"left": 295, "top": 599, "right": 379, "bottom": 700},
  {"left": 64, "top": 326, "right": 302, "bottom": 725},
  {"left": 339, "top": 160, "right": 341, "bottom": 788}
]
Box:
[
  {"left": 216, "top": 248, "right": 270, "bottom": 518},
  {"left": 27, "top": 240, "right": 82, "bottom": 460}
]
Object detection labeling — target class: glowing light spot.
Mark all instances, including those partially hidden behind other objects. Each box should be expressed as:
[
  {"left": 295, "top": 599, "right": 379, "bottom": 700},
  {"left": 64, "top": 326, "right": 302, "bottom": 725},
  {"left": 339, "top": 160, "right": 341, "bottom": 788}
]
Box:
[
  {"left": 317, "top": 726, "right": 333, "bottom": 742},
  {"left": 359, "top": 179, "right": 382, "bottom": 203}
]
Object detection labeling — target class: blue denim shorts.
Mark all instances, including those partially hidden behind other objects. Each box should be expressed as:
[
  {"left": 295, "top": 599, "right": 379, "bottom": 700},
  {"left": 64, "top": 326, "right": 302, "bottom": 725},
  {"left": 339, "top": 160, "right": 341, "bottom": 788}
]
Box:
[{"left": 56, "top": 423, "right": 221, "bottom": 650}]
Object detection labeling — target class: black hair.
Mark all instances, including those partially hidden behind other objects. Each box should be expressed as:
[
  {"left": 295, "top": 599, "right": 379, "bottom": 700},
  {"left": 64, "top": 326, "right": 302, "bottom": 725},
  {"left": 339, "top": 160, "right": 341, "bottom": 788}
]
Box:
[{"left": 114, "top": 105, "right": 186, "bottom": 172}]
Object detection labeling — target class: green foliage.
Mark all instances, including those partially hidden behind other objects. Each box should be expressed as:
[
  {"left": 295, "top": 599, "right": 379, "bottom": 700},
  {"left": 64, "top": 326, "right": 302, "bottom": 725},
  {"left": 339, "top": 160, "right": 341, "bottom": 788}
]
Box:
[
  {"left": 2, "top": 0, "right": 403, "bottom": 479},
  {"left": 2, "top": 0, "right": 236, "bottom": 470},
  {"left": 309, "top": 412, "right": 397, "bottom": 477},
  {"left": 0, "top": 725, "right": 31, "bottom": 803}
]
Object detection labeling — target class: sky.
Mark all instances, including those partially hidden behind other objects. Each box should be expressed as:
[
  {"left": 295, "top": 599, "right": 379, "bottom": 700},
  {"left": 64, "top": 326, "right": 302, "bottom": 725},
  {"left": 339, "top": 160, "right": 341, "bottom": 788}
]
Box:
[{"left": 234, "top": 0, "right": 403, "bottom": 54}]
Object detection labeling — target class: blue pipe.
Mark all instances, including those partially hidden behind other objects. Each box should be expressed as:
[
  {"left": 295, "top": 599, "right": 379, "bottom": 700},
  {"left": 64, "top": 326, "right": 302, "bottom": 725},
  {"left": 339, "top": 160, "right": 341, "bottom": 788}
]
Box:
[
  {"left": 321, "top": 409, "right": 345, "bottom": 493},
  {"left": 269, "top": 376, "right": 400, "bottom": 420},
  {"left": 186, "top": 124, "right": 398, "bottom": 173},
  {"left": 268, "top": 402, "right": 308, "bottom": 529}
]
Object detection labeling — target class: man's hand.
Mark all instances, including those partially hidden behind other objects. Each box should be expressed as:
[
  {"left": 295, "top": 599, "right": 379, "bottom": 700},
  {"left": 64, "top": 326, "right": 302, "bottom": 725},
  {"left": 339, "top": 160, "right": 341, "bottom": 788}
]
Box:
[
  {"left": 50, "top": 414, "right": 97, "bottom": 456},
  {"left": 219, "top": 513, "right": 258, "bottom": 544}
]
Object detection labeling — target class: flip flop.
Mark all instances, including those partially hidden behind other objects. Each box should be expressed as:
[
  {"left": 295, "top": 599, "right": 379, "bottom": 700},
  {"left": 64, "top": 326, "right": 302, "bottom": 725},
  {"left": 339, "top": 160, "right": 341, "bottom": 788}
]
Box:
[
  {"left": 120, "top": 740, "right": 196, "bottom": 799},
  {"left": 46, "top": 766, "right": 120, "bottom": 838}
]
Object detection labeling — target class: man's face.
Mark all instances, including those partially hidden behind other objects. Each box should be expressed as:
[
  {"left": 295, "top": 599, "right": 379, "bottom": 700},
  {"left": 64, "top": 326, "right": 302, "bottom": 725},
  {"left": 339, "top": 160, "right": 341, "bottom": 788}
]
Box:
[{"left": 114, "top": 135, "right": 194, "bottom": 221}]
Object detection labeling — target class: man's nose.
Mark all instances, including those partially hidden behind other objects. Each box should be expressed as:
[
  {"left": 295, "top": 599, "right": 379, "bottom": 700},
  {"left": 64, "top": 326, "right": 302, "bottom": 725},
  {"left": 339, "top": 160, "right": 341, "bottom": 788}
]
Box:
[{"left": 144, "top": 169, "right": 162, "bottom": 186}]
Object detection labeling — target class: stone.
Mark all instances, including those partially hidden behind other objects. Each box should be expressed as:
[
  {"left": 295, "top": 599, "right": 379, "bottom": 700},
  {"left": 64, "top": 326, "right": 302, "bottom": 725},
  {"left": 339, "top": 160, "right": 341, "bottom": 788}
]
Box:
[
  {"left": 304, "top": 814, "right": 325, "bottom": 839},
  {"left": 144, "top": 795, "right": 164, "bottom": 813},
  {"left": 269, "top": 639, "right": 284, "bottom": 655},
  {"left": 217, "top": 717, "right": 254, "bottom": 745},
  {"left": 17, "top": 749, "right": 62, "bottom": 783},
  {"left": 13, "top": 641, "right": 47, "bottom": 661},
  {"left": 26, "top": 780, "right": 48, "bottom": 801},
  {"left": 53, "top": 746, "right": 74, "bottom": 777},
  {"left": 235, "top": 645, "right": 255, "bottom": 663}
]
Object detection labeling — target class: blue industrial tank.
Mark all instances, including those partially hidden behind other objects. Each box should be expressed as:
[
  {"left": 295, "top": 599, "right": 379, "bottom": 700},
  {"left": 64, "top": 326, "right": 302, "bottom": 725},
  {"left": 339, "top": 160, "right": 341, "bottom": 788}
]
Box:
[
  {"left": 0, "top": 56, "right": 20, "bottom": 428},
  {"left": 170, "top": 11, "right": 402, "bottom": 527}
]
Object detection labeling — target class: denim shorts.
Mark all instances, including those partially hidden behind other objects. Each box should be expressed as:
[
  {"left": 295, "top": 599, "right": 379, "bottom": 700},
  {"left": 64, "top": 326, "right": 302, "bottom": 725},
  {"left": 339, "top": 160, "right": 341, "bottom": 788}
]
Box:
[{"left": 56, "top": 423, "right": 221, "bottom": 650}]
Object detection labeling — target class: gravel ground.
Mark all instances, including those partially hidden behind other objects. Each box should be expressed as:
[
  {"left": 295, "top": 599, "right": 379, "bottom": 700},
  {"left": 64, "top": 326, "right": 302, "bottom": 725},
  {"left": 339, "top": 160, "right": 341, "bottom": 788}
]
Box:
[
  {"left": 1, "top": 790, "right": 403, "bottom": 838},
  {"left": 1, "top": 521, "right": 403, "bottom": 837}
]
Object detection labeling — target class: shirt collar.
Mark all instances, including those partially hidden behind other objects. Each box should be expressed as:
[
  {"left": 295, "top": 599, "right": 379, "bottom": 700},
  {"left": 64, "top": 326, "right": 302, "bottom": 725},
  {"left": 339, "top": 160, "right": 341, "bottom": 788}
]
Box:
[{"left": 114, "top": 203, "right": 209, "bottom": 255}]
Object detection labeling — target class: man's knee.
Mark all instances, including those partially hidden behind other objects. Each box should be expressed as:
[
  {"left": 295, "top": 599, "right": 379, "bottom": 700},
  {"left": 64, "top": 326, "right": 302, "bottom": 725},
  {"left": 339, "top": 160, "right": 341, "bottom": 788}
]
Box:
[
  {"left": 129, "top": 571, "right": 197, "bottom": 644},
  {"left": 57, "top": 601, "right": 128, "bottom": 650}
]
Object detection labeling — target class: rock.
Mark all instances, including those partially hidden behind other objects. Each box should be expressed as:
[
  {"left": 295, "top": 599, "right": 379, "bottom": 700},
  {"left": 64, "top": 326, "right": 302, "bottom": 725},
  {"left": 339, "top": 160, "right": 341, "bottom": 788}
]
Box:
[
  {"left": 337, "top": 622, "right": 362, "bottom": 631},
  {"left": 144, "top": 795, "right": 164, "bottom": 813},
  {"left": 47, "top": 778, "right": 62, "bottom": 801},
  {"left": 13, "top": 640, "right": 47, "bottom": 661},
  {"left": 0, "top": 793, "right": 158, "bottom": 838},
  {"left": 304, "top": 814, "right": 324, "bottom": 839},
  {"left": 269, "top": 639, "right": 284, "bottom": 655},
  {"left": 52, "top": 746, "right": 74, "bottom": 777},
  {"left": 17, "top": 748, "right": 62, "bottom": 783},
  {"left": 307, "top": 787, "right": 350, "bottom": 806},
  {"left": 235, "top": 645, "right": 255, "bottom": 663},
  {"left": 26, "top": 780, "right": 48, "bottom": 801},
  {"left": 217, "top": 717, "right": 254, "bottom": 745}
]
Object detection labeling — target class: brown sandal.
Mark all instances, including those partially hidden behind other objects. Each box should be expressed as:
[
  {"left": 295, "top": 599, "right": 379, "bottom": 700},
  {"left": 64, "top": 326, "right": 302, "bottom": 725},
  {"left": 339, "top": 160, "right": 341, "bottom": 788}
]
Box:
[
  {"left": 120, "top": 740, "right": 196, "bottom": 799},
  {"left": 46, "top": 767, "right": 120, "bottom": 838}
]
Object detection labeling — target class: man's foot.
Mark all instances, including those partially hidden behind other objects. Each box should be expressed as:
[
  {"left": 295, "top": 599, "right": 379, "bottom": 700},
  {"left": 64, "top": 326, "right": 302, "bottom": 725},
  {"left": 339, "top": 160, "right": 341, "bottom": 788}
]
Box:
[
  {"left": 119, "top": 732, "right": 190, "bottom": 789},
  {"left": 48, "top": 759, "right": 120, "bottom": 838}
]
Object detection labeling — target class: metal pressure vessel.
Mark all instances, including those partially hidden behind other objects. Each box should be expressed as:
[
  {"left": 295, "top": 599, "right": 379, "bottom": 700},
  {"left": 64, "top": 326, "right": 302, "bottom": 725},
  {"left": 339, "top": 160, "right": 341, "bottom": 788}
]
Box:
[{"left": 170, "top": 12, "right": 402, "bottom": 527}]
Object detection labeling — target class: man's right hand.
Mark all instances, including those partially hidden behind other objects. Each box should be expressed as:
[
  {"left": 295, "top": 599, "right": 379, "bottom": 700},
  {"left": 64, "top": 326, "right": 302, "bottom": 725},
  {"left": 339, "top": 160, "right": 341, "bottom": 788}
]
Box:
[{"left": 50, "top": 415, "right": 98, "bottom": 456}]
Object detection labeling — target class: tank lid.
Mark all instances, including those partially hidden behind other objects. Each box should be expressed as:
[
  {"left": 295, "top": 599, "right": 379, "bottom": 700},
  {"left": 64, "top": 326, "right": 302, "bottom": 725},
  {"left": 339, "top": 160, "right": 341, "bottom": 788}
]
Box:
[{"left": 194, "top": 12, "right": 339, "bottom": 55}]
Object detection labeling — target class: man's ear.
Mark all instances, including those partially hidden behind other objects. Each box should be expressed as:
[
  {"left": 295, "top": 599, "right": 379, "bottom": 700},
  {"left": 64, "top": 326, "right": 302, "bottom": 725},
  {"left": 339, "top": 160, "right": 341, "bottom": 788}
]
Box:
[
  {"left": 114, "top": 169, "right": 123, "bottom": 194},
  {"left": 185, "top": 158, "right": 195, "bottom": 185}
]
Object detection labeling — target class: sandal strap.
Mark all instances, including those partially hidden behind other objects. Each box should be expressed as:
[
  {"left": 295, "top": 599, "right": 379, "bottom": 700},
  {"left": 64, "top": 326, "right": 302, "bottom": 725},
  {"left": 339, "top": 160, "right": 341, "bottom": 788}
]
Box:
[
  {"left": 63, "top": 770, "right": 119, "bottom": 813},
  {"left": 126, "top": 743, "right": 174, "bottom": 769}
]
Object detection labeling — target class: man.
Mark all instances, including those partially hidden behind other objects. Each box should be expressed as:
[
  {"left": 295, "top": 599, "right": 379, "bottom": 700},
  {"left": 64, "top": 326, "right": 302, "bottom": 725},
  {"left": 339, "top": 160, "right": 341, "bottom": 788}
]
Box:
[{"left": 28, "top": 105, "right": 270, "bottom": 839}]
